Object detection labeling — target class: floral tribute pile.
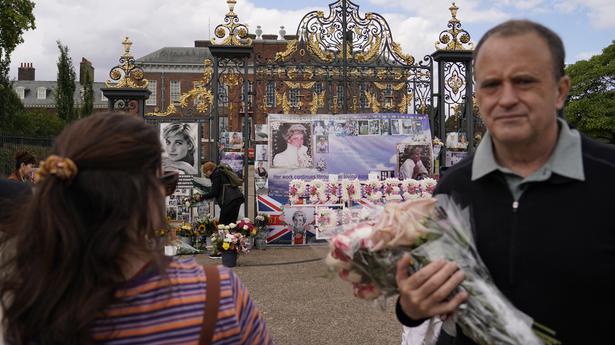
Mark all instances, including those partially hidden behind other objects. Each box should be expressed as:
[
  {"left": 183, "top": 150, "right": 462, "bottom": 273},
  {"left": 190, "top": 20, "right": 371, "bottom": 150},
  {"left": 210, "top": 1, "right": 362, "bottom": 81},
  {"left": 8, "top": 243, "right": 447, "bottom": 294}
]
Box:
[{"left": 289, "top": 178, "right": 437, "bottom": 205}]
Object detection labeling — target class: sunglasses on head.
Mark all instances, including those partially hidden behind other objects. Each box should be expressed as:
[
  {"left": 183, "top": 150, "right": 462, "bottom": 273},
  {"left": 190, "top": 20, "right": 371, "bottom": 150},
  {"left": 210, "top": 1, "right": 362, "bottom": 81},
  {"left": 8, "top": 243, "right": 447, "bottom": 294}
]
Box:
[{"left": 159, "top": 171, "right": 179, "bottom": 196}]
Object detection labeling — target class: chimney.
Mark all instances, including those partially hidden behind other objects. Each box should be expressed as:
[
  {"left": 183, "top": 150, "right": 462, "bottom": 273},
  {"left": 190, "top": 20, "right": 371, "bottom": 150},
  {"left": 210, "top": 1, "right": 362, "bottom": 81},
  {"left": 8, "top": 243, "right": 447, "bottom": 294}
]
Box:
[
  {"left": 80, "top": 58, "right": 94, "bottom": 85},
  {"left": 18, "top": 62, "right": 35, "bottom": 81}
]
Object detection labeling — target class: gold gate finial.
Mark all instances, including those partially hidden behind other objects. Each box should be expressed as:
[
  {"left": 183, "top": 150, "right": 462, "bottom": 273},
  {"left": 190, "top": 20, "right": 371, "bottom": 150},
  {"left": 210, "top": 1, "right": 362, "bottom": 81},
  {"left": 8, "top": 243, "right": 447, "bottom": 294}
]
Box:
[
  {"left": 212, "top": 0, "right": 252, "bottom": 46},
  {"left": 105, "top": 36, "right": 148, "bottom": 88},
  {"left": 435, "top": 2, "right": 474, "bottom": 51}
]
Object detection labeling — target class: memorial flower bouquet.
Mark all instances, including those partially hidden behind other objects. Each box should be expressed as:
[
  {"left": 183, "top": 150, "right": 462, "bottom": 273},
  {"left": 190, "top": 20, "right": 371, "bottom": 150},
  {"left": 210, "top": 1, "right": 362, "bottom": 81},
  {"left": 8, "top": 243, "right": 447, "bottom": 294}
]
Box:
[
  {"left": 308, "top": 179, "right": 327, "bottom": 204},
  {"left": 254, "top": 214, "right": 270, "bottom": 232},
  {"left": 236, "top": 218, "right": 258, "bottom": 237},
  {"left": 326, "top": 196, "right": 558, "bottom": 345},
  {"left": 211, "top": 228, "right": 248, "bottom": 254}
]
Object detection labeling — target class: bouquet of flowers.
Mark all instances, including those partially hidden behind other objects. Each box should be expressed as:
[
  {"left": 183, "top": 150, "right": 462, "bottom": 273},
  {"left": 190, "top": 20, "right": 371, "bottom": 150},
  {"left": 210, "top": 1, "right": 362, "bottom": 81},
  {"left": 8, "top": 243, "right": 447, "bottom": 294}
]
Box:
[
  {"left": 175, "top": 222, "right": 194, "bottom": 238},
  {"left": 236, "top": 218, "right": 258, "bottom": 237},
  {"left": 326, "top": 196, "right": 557, "bottom": 345},
  {"left": 254, "top": 214, "right": 270, "bottom": 232},
  {"left": 211, "top": 227, "right": 248, "bottom": 254}
]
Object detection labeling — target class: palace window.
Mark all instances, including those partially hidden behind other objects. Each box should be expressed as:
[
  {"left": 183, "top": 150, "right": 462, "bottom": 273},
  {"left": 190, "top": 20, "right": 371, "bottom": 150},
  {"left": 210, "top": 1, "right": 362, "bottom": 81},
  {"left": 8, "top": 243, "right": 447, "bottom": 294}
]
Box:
[
  {"left": 170, "top": 80, "right": 181, "bottom": 104},
  {"left": 146, "top": 80, "right": 157, "bottom": 106},
  {"left": 266, "top": 81, "right": 276, "bottom": 107},
  {"left": 37, "top": 87, "right": 47, "bottom": 100}
]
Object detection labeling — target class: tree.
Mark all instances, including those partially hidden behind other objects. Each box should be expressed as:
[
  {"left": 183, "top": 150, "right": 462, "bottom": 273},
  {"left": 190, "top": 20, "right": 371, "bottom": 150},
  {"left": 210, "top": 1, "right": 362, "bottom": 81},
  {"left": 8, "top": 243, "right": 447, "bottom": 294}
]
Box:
[
  {"left": 80, "top": 63, "right": 94, "bottom": 117},
  {"left": 0, "top": 0, "right": 36, "bottom": 131},
  {"left": 55, "top": 41, "right": 76, "bottom": 122},
  {"left": 564, "top": 41, "right": 615, "bottom": 144}
]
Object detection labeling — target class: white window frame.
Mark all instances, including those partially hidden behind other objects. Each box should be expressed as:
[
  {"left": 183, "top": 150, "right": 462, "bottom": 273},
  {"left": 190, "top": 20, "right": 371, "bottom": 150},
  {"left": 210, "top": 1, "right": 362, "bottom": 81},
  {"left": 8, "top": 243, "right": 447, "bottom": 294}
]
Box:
[
  {"left": 146, "top": 80, "right": 157, "bottom": 106},
  {"left": 15, "top": 87, "right": 25, "bottom": 100},
  {"left": 170, "top": 80, "right": 181, "bottom": 104},
  {"left": 37, "top": 87, "right": 47, "bottom": 100}
]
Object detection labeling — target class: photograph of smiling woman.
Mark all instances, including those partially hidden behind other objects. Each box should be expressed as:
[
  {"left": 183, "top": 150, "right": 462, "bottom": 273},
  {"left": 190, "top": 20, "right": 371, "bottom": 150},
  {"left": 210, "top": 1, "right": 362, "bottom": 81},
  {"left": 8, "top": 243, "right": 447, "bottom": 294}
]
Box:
[{"left": 160, "top": 122, "right": 199, "bottom": 175}]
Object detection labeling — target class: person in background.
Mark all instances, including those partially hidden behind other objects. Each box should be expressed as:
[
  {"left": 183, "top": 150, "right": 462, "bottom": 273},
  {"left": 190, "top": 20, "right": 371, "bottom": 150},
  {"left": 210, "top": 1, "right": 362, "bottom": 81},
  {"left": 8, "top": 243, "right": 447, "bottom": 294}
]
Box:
[
  {"left": 0, "top": 112, "right": 271, "bottom": 344},
  {"left": 162, "top": 123, "right": 198, "bottom": 175},
  {"left": 201, "top": 161, "right": 245, "bottom": 225},
  {"left": 7, "top": 151, "right": 36, "bottom": 183},
  {"left": 395, "top": 20, "right": 615, "bottom": 344}
]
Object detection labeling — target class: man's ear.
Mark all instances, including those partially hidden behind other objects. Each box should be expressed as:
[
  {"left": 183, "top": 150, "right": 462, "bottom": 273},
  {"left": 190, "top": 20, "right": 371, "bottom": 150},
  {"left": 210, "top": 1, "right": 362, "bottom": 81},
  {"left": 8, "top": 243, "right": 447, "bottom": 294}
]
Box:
[{"left": 556, "top": 75, "right": 571, "bottom": 110}]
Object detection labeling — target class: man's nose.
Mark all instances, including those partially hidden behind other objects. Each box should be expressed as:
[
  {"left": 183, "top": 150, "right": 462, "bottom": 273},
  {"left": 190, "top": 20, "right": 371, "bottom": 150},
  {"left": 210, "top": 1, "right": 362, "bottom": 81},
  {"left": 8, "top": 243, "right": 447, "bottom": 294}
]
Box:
[{"left": 498, "top": 82, "right": 519, "bottom": 108}]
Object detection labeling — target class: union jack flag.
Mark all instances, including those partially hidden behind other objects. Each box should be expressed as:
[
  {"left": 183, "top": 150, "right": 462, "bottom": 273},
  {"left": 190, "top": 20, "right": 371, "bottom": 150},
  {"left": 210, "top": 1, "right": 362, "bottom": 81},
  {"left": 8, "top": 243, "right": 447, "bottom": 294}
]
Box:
[{"left": 257, "top": 195, "right": 290, "bottom": 244}]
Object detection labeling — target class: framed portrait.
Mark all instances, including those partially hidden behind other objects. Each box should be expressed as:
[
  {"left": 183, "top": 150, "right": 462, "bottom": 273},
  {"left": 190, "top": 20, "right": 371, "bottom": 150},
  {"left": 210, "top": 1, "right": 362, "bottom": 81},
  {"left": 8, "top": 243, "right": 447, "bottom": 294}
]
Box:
[
  {"left": 397, "top": 143, "right": 433, "bottom": 179},
  {"left": 255, "top": 144, "right": 268, "bottom": 161},
  {"left": 270, "top": 122, "right": 313, "bottom": 168},
  {"left": 315, "top": 135, "right": 329, "bottom": 153},
  {"left": 283, "top": 206, "right": 315, "bottom": 245},
  {"left": 220, "top": 151, "right": 244, "bottom": 179},
  {"left": 391, "top": 119, "right": 402, "bottom": 135},
  {"left": 254, "top": 124, "right": 269, "bottom": 142},
  {"left": 228, "top": 131, "right": 244, "bottom": 149},
  {"left": 446, "top": 151, "right": 468, "bottom": 167},
  {"left": 368, "top": 120, "right": 380, "bottom": 135},
  {"left": 160, "top": 122, "right": 200, "bottom": 176}
]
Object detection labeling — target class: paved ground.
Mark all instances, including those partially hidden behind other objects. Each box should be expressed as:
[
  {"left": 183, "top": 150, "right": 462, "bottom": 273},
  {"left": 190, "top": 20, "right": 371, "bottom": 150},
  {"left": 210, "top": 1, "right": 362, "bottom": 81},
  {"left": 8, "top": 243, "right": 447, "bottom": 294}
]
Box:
[{"left": 194, "top": 245, "right": 404, "bottom": 345}]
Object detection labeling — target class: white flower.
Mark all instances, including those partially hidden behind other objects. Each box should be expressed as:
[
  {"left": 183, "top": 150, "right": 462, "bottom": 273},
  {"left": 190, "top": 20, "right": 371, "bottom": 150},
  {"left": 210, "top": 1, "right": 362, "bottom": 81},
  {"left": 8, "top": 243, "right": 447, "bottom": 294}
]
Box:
[{"left": 243, "top": 225, "right": 249, "bottom": 230}]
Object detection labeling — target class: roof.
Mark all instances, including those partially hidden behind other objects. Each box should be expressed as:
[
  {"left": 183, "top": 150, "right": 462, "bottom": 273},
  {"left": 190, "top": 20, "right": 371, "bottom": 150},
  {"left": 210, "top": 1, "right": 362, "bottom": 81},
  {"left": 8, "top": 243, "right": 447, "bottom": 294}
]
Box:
[
  {"left": 12, "top": 81, "right": 109, "bottom": 108},
  {"left": 136, "top": 47, "right": 212, "bottom": 64}
]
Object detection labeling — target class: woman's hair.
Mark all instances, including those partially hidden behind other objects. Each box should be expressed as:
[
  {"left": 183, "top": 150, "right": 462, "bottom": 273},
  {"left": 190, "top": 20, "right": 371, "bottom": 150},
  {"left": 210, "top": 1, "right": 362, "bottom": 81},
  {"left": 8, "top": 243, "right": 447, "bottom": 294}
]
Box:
[
  {"left": 162, "top": 123, "right": 195, "bottom": 165},
  {"left": 14, "top": 151, "right": 36, "bottom": 173},
  {"left": 0, "top": 112, "right": 167, "bottom": 344},
  {"left": 202, "top": 161, "right": 217, "bottom": 173}
]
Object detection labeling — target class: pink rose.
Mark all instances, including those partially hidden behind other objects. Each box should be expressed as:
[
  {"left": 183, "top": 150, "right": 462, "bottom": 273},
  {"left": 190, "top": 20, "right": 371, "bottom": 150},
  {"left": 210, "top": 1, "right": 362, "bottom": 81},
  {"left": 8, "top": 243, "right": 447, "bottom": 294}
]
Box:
[{"left": 352, "top": 283, "right": 381, "bottom": 300}]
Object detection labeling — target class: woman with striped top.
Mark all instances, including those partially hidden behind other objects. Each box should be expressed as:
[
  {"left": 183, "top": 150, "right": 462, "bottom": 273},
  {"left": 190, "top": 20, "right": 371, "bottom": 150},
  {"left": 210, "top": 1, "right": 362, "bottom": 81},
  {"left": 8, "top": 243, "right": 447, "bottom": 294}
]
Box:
[{"left": 0, "top": 113, "right": 271, "bottom": 345}]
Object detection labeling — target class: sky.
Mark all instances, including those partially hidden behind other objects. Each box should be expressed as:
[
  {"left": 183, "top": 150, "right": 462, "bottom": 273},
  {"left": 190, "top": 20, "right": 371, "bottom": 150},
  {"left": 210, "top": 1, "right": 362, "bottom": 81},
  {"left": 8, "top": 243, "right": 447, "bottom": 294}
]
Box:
[{"left": 8, "top": 0, "right": 615, "bottom": 82}]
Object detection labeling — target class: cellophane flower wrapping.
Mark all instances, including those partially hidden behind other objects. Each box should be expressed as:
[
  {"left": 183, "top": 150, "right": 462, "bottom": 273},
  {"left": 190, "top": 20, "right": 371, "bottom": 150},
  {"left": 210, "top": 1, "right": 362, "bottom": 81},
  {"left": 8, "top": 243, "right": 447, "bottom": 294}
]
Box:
[{"left": 326, "top": 195, "right": 547, "bottom": 345}]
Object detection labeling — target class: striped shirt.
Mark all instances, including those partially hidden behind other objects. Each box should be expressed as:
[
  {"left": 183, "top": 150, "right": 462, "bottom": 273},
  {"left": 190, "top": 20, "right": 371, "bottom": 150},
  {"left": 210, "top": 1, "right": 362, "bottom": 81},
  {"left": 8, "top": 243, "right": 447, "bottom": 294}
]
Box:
[{"left": 92, "top": 257, "right": 272, "bottom": 345}]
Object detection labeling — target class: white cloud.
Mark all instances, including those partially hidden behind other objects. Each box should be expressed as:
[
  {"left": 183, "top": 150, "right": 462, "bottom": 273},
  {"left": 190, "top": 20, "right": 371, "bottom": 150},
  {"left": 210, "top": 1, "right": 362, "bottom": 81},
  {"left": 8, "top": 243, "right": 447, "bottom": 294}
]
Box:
[
  {"left": 576, "top": 0, "right": 615, "bottom": 29},
  {"left": 8, "top": 0, "right": 315, "bottom": 81},
  {"left": 576, "top": 50, "right": 598, "bottom": 61}
]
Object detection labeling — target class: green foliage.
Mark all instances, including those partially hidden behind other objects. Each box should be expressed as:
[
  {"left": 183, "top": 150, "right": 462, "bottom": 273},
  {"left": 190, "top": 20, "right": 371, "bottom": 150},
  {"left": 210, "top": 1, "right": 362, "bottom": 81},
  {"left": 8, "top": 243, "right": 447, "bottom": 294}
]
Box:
[
  {"left": 80, "top": 61, "right": 94, "bottom": 117},
  {"left": 564, "top": 41, "right": 615, "bottom": 144},
  {"left": 0, "top": 0, "right": 36, "bottom": 132},
  {"left": 11, "top": 109, "right": 66, "bottom": 137},
  {"left": 0, "top": 83, "right": 24, "bottom": 131},
  {"left": 55, "top": 41, "right": 76, "bottom": 122}
]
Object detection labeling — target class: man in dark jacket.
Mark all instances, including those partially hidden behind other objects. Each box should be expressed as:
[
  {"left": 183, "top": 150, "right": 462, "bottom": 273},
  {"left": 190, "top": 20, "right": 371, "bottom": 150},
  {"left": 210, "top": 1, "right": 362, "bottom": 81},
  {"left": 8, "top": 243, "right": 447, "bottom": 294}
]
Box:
[
  {"left": 201, "top": 162, "right": 244, "bottom": 225},
  {"left": 395, "top": 20, "right": 615, "bottom": 344}
]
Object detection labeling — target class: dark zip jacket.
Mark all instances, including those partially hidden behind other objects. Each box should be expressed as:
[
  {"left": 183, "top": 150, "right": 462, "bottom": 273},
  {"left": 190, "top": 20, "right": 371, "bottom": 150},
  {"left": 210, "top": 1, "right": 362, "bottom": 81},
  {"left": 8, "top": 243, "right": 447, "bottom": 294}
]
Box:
[{"left": 397, "top": 135, "right": 615, "bottom": 344}]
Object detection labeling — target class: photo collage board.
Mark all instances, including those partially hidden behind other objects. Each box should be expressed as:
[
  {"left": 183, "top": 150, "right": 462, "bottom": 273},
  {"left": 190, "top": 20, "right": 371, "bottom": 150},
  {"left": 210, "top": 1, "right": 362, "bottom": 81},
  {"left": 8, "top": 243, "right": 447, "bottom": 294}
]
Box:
[{"left": 257, "top": 113, "right": 432, "bottom": 245}]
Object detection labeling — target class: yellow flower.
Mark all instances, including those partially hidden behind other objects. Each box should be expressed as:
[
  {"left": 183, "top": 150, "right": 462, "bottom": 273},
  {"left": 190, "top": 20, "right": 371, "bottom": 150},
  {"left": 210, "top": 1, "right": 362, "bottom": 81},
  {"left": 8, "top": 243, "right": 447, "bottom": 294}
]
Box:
[
  {"left": 222, "top": 242, "right": 230, "bottom": 250},
  {"left": 251, "top": 229, "right": 257, "bottom": 235}
]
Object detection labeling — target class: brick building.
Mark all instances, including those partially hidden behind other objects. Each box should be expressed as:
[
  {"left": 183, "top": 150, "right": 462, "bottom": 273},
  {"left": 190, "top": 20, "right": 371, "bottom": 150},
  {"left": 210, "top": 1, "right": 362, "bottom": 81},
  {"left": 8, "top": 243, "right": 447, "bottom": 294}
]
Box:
[
  {"left": 11, "top": 60, "right": 109, "bottom": 113},
  {"left": 136, "top": 31, "right": 291, "bottom": 134}
]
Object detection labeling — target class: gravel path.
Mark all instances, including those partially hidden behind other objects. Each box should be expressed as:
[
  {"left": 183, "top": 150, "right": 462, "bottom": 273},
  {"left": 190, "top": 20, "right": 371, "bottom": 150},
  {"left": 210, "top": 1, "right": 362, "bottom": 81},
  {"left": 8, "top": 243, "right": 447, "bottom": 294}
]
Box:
[{"left": 195, "top": 245, "right": 404, "bottom": 345}]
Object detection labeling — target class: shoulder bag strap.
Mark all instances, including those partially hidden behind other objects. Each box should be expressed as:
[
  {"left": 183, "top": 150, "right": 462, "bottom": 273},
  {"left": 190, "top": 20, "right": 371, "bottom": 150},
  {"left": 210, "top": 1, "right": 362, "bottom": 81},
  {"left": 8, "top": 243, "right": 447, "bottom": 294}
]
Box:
[{"left": 199, "top": 265, "right": 220, "bottom": 345}]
